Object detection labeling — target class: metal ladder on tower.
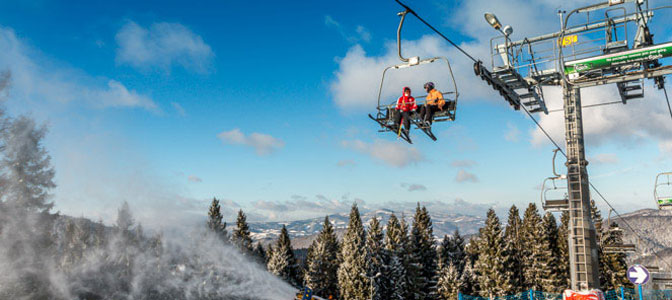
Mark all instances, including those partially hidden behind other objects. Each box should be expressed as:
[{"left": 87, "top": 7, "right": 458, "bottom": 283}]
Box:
[{"left": 564, "top": 85, "right": 600, "bottom": 290}]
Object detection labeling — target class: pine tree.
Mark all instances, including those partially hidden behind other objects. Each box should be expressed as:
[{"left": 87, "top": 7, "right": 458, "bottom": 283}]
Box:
[
  {"left": 0, "top": 116, "right": 55, "bottom": 212},
  {"left": 539, "top": 212, "right": 564, "bottom": 293},
  {"left": 337, "top": 203, "right": 369, "bottom": 300},
  {"left": 207, "top": 198, "right": 227, "bottom": 240},
  {"left": 385, "top": 214, "right": 407, "bottom": 300},
  {"left": 366, "top": 217, "right": 387, "bottom": 300},
  {"left": 590, "top": 199, "right": 604, "bottom": 241},
  {"left": 267, "top": 225, "right": 300, "bottom": 286},
  {"left": 439, "top": 230, "right": 466, "bottom": 275},
  {"left": 265, "top": 243, "right": 274, "bottom": 265},
  {"left": 408, "top": 204, "right": 438, "bottom": 300},
  {"left": 557, "top": 211, "right": 570, "bottom": 287},
  {"left": 116, "top": 201, "right": 134, "bottom": 232},
  {"left": 601, "top": 222, "right": 634, "bottom": 290},
  {"left": 437, "top": 263, "right": 462, "bottom": 300},
  {"left": 520, "top": 203, "right": 544, "bottom": 290},
  {"left": 253, "top": 242, "right": 267, "bottom": 264},
  {"left": 590, "top": 200, "right": 610, "bottom": 289},
  {"left": 401, "top": 215, "right": 419, "bottom": 300},
  {"left": 474, "top": 208, "right": 507, "bottom": 298},
  {"left": 400, "top": 205, "right": 441, "bottom": 299},
  {"left": 460, "top": 259, "right": 479, "bottom": 296},
  {"left": 304, "top": 216, "right": 340, "bottom": 298},
  {"left": 233, "top": 209, "right": 254, "bottom": 254},
  {"left": 501, "top": 205, "right": 524, "bottom": 294}
]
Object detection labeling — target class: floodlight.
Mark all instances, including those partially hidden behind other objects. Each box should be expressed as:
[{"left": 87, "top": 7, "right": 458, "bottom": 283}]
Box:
[{"left": 484, "top": 13, "right": 502, "bottom": 30}]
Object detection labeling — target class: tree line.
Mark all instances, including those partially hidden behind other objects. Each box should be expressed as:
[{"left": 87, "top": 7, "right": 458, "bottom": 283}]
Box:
[{"left": 208, "top": 200, "right": 634, "bottom": 300}]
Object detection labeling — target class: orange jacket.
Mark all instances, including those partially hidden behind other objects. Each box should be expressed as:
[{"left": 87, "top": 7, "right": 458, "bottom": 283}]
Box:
[{"left": 426, "top": 89, "right": 445, "bottom": 109}]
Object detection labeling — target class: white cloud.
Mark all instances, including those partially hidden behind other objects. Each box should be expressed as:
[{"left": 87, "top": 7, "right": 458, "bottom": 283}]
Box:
[
  {"left": 115, "top": 21, "right": 214, "bottom": 73},
  {"left": 0, "top": 26, "right": 157, "bottom": 112},
  {"left": 187, "top": 175, "right": 202, "bottom": 183},
  {"left": 341, "top": 139, "right": 423, "bottom": 167},
  {"left": 171, "top": 102, "right": 186, "bottom": 116},
  {"left": 590, "top": 153, "right": 619, "bottom": 165},
  {"left": 455, "top": 169, "right": 479, "bottom": 183},
  {"left": 531, "top": 85, "right": 672, "bottom": 154},
  {"left": 337, "top": 159, "right": 357, "bottom": 167},
  {"left": 401, "top": 183, "right": 427, "bottom": 192},
  {"left": 505, "top": 122, "right": 521, "bottom": 142},
  {"left": 325, "top": 15, "right": 371, "bottom": 44},
  {"left": 217, "top": 128, "right": 285, "bottom": 156},
  {"left": 451, "top": 159, "right": 477, "bottom": 168}
]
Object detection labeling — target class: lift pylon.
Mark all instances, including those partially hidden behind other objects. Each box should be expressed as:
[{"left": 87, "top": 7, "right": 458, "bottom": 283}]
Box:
[{"left": 476, "top": 0, "right": 672, "bottom": 291}]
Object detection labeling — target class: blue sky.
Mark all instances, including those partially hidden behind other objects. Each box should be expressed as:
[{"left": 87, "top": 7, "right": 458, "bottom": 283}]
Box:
[{"left": 1, "top": 0, "right": 671, "bottom": 227}]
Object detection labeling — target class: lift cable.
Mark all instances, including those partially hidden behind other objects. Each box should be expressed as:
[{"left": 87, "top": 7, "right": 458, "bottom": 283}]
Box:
[
  {"left": 664, "top": 84, "right": 672, "bottom": 121},
  {"left": 394, "top": 0, "right": 478, "bottom": 63},
  {"left": 395, "top": 0, "right": 672, "bottom": 269}
]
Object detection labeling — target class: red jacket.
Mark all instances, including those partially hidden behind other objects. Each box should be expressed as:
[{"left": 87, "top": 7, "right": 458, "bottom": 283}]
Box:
[{"left": 396, "top": 87, "right": 417, "bottom": 112}]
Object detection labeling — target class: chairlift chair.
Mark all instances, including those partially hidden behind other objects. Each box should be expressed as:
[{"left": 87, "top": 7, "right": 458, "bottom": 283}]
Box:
[
  {"left": 369, "top": 9, "right": 459, "bottom": 144},
  {"left": 654, "top": 172, "right": 672, "bottom": 210},
  {"left": 601, "top": 209, "right": 636, "bottom": 254},
  {"left": 540, "top": 175, "right": 569, "bottom": 212},
  {"left": 540, "top": 149, "right": 570, "bottom": 212}
]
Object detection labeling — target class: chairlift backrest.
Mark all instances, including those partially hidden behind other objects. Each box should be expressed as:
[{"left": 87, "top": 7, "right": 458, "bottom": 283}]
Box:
[{"left": 654, "top": 172, "right": 672, "bottom": 210}]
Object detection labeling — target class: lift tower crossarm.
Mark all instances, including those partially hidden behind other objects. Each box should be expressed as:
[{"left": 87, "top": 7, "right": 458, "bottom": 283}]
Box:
[{"left": 500, "top": 11, "right": 652, "bottom": 49}]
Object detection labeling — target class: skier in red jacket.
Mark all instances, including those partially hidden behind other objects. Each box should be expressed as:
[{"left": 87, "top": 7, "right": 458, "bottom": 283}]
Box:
[{"left": 394, "top": 86, "right": 417, "bottom": 136}]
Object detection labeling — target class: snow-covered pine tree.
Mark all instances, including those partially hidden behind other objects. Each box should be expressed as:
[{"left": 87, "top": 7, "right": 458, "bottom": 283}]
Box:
[
  {"left": 460, "top": 258, "right": 479, "bottom": 296},
  {"left": 385, "top": 214, "right": 407, "bottom": 300},
  {"left": 590, "top": 199, "right": 611, "bottom": 288},
  {"left": 520, "top": 203, "right": 544, "bottom": 290},
  {"left": 601, "top": 222, "right": 634, "bottom": 290},
  {"left": 253, "top": 242, "right": 267, "bottom": 264},
  {"left": 474, "top": 208, "right": 507, "bottom": 298},
  {"left": 207, "top": 197, "right": 228, "bottom": 240},
  {"left": 304, "top": 216, "right": 340, "bottom": 298},
  {"left": 501, "top": 205, "right": 524, "bottom": 294},
  {"left": 0, "top": 116, "right": 55, "bottom": 212},
  {"left": 116, "top": 201, "right": 135, "bottom": 232},
  {"left": 437, "top": 262, "right": 462, "bottom": 300},
  {"left": 401, "top": 214, "right": 420, "bottom": 300},
  {"left": 337, "top": 203, "right": 369, "bottom": 300},
  {"left": 409, "top": 204, "right": 439, "bottom": 299},
  {"left": 539, "top": 212, "right": 564, "bottom": 293},
  {"left": 233, "top": 209, "right": 254, "bottom": 254},
  {"left": 439, "top": 235, "right": 451, "bottom": 267},
  {"left": 439, "top": 229, "right": 466, "bottom": 276},
  {"left": 557, "top": 211, "right": 570, "bottom": 287},
  {"left": 366, "top": 217, "right": 388, "bottom": 300},
  {"left": 304, "top": 240, "right": 317, "bottom": 286},
  {"left": 267, "top": 225, "right": 300, "bottom": 287},
  {"left": 590, "top": 199, "right": 604, "bottom": 241},
  {"left": 265, "top": 243, "right": 274, "bottom": 266}
]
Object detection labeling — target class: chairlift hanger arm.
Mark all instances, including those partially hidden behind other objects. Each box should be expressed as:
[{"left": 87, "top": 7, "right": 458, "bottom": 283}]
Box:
[
  {"left": 397, "top": 10, "right": 411, "bottom": 63},
  {"left": 393, "top": 0, "right": 478, "bottom": 63}
]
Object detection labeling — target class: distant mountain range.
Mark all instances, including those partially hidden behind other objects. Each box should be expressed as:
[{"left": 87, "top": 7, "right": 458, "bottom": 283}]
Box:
[{"left": 248, "top": 208, "right": 486, "bottom": 249}]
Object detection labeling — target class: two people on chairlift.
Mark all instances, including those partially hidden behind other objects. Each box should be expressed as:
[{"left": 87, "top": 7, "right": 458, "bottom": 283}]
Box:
[{"left": 393, "top": 82, "right": 446, "bottom": 134}]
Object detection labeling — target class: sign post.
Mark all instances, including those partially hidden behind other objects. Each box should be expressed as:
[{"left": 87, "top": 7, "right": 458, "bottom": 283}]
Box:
[{"left": 628, "top": 265, "right": 651, "bottom": 300}]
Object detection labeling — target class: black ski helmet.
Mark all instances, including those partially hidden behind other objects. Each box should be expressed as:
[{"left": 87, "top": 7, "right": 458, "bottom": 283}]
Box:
[{"left": 423, "top": 82, "right": 435, "bottom": 90}]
